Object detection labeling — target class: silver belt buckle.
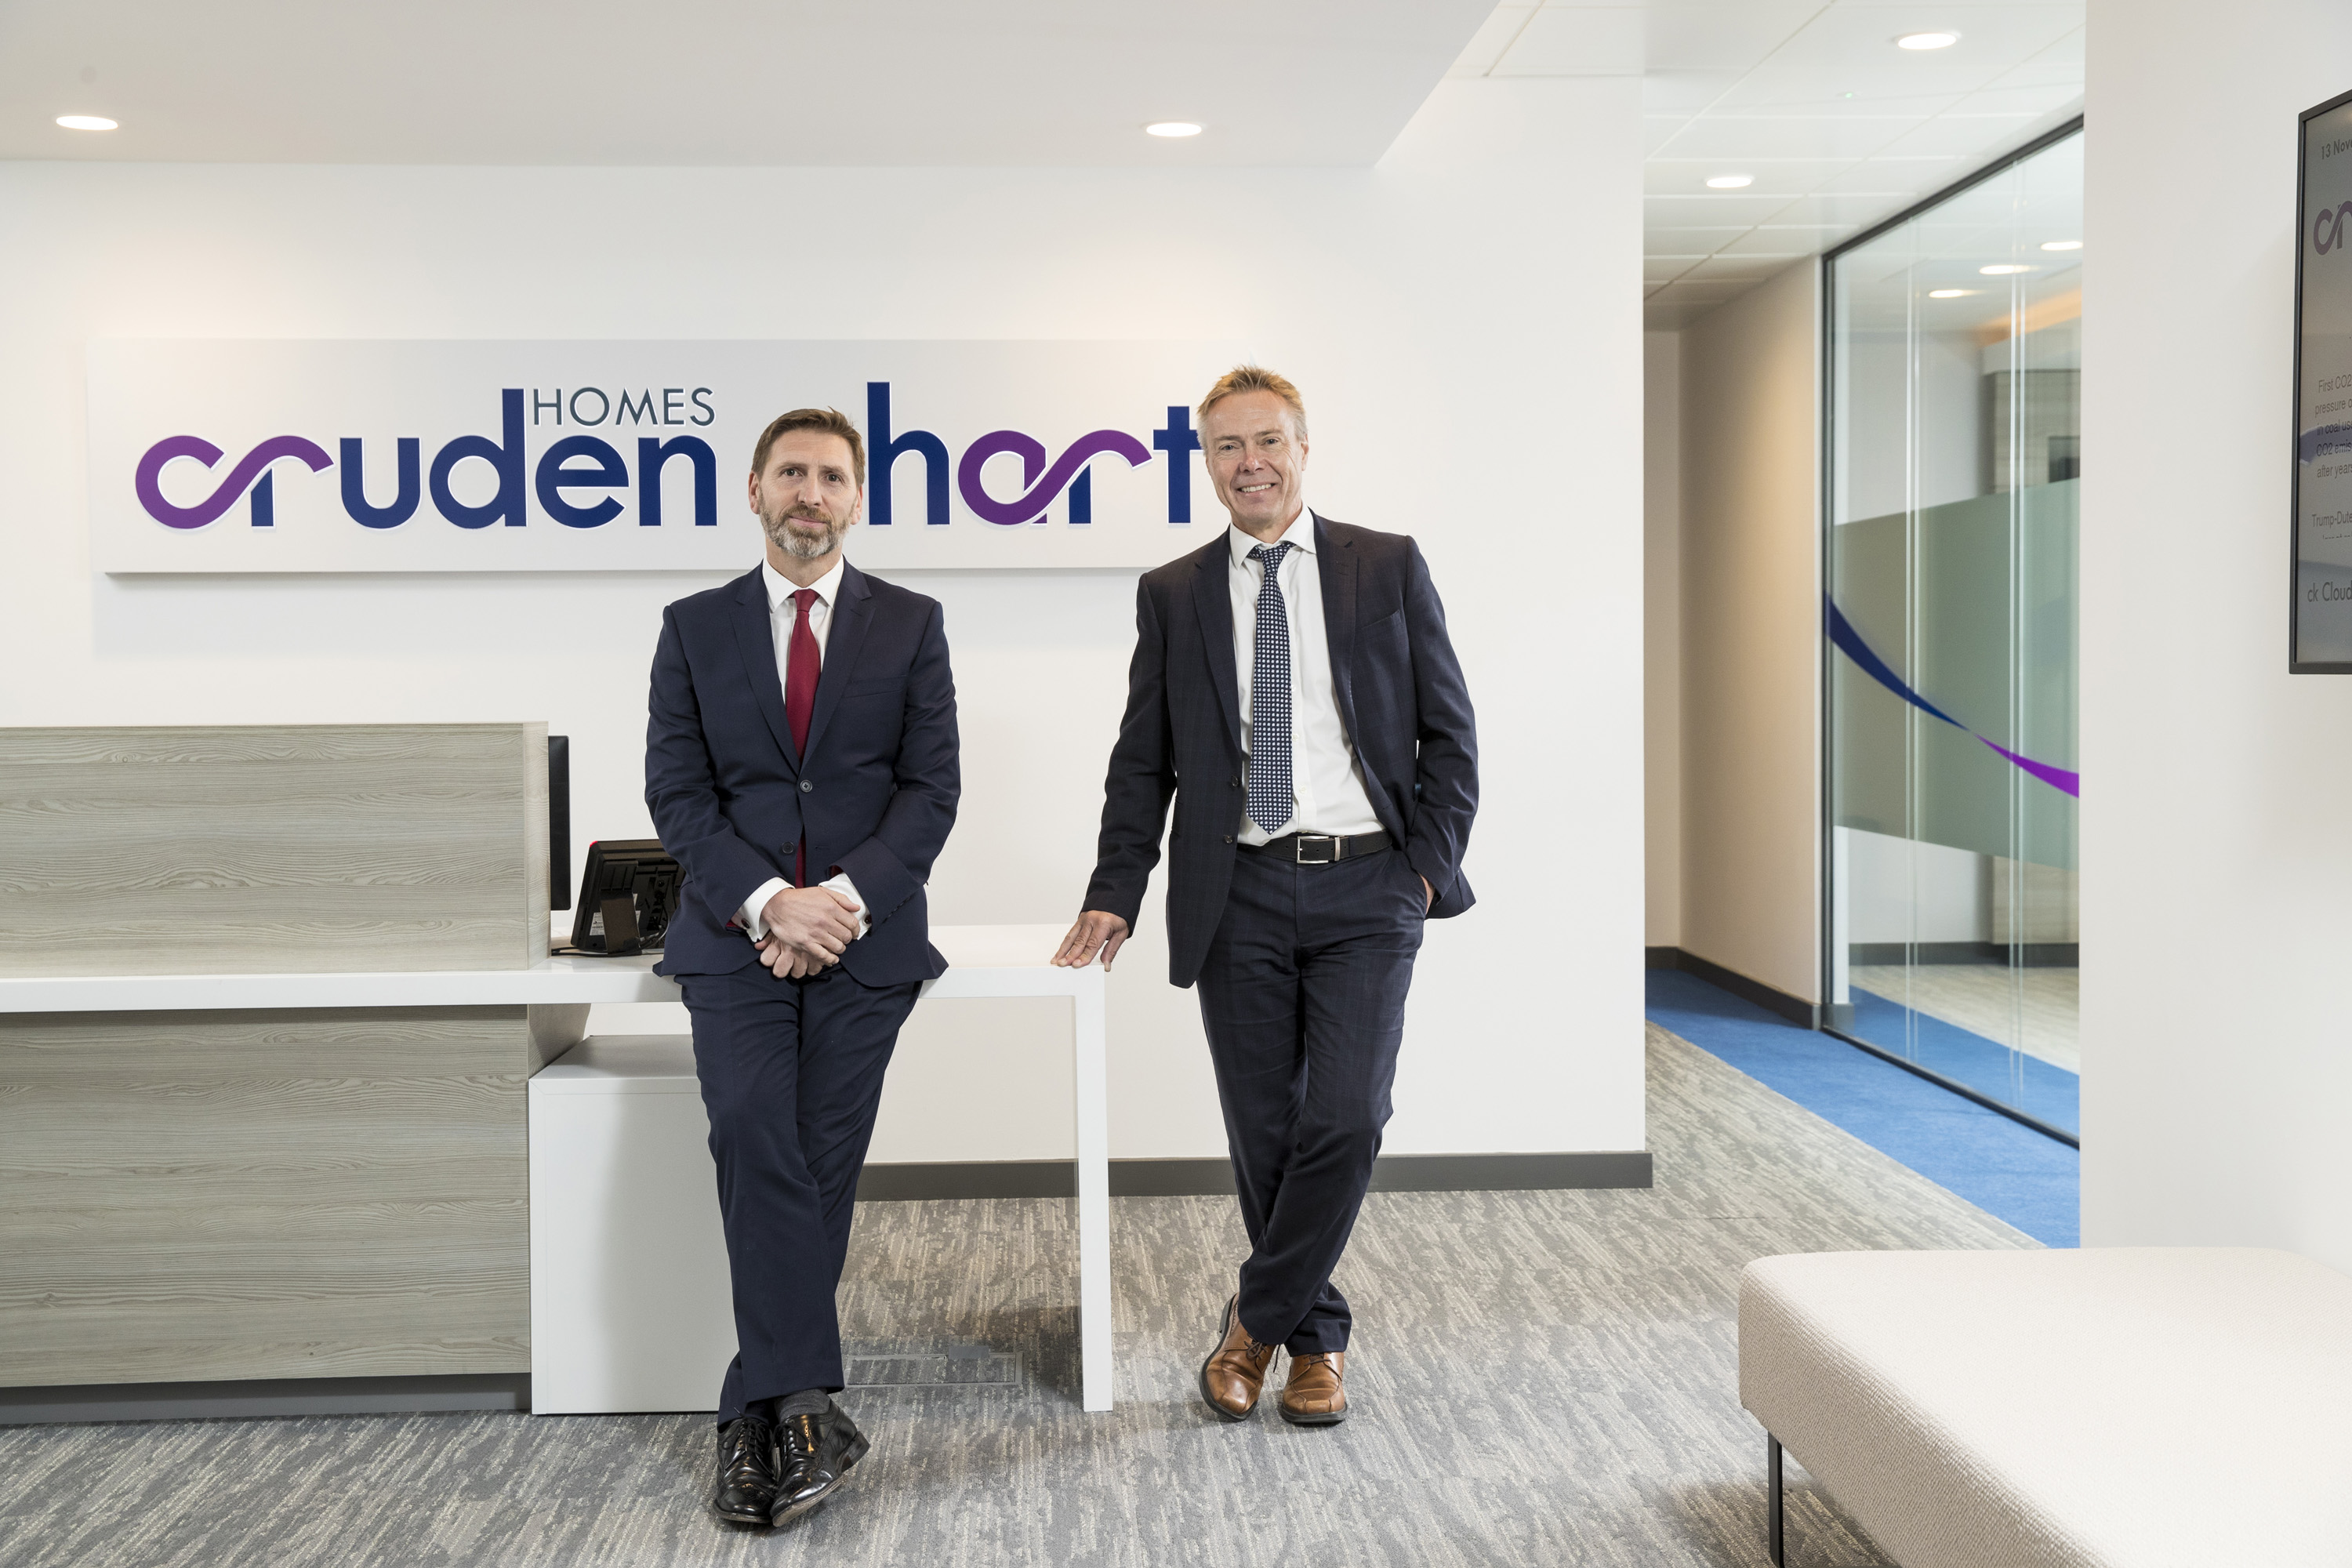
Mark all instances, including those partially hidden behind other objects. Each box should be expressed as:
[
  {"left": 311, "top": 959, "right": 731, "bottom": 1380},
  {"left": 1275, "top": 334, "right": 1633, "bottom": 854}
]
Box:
[{"left": 1294, "top": 834, "right": 1338, "bottom": 865}]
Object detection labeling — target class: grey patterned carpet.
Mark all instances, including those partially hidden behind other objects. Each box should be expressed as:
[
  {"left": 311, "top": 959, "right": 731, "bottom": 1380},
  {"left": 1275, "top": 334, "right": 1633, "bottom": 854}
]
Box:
[{"left": 0, "top": 1025, "right": 2034, "bottom": 1567}]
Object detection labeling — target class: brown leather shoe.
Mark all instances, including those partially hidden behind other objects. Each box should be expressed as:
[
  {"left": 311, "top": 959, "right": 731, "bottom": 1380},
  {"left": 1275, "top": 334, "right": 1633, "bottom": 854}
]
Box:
[
  {"left": 1279, "top": 1350, "right": 1348, "bottom": 1426},
  {"left": 1199, "top": 1294, "right": 1276, "bottom": 1421}
]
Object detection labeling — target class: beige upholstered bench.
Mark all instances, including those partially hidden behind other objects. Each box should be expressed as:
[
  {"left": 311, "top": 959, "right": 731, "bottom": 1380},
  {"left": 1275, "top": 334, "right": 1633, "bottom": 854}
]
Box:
[{"left": 1739, "top": 1248, "right": 2352, "bottom": 1567}]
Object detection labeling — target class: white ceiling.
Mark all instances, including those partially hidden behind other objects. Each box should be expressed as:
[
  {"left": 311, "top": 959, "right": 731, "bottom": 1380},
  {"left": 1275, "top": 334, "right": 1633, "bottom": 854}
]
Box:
[
  {"left": 1447, "top": 1, "right": 2085, "bottom": 328},
  {"left": 0, "top": 0, "right": 1494, "bottom": 166},
  {"left": 6, "top": 0, "right": 2081, "bottom": 326}
]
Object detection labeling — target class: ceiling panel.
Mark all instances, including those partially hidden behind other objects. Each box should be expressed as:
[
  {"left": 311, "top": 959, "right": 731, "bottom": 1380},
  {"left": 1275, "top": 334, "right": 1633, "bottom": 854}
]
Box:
[
  {"left": 1645, "top": 118, "right": 1697, "bottom": 154},
  {"left": 1686, "top": 253, "right": 1810, "bottom": 278},
  {"left": 1656, "top": 114, "right": 1927, "bottom": 160},
  {"left": 1642, "top": 2, "right": 1826, "bottom": 71},
  {"left": 1643, "top": 70, "right": 1744, "bottom": 111},
  {"left": 1710, "top": 6, "right": 2079, "bottom": 110},
  {"left": 1616, "top": 0, "right": 2084, "bottom": 328},
  {"left": 1946, "top": 82, "right": 2085, "bottom": 118},
  {"left": 1646, "top": 158, "right": 1867, "bottom": 195},
  {"left": 1645, "top": 192, "right": 1802, "bottom": 225},
  {"left": 1817, "top": 154, "right": 1969, "bottom": 192},
  {"left": 1759, "top": 191, "right": 1932, "bottom": 225},
  {"left": 1492, "top": 6, "right": 1646, "bottom": 75},
  {"left": 1, "top": 0, "right": 1494, "bottom": 165},
  {"left": 1871, "top": 113, "right": 2048, "bottom": 159},
  {"left": 1725, "top": 225, "right": 1848, "bottom": 254},
  {"left": 1992, "top": 26, "right": 2085, "bottom": 87}
]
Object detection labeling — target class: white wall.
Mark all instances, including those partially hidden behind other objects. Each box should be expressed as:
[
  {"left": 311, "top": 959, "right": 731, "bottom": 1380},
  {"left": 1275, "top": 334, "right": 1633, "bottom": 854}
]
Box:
[
  {"left": 1678, "top": 260, "right": 1822, "bottom": 1004},
  {"left": 1644, "top": 328, "right": 1682, "bottom": 948},
  {"left": 1839, "top": 327, "right": 1986, "bottom": 524},
  {"left": 1842, "top": 830, "right": 1988, "bottom": 945},
  {"left": 0, "top": 78, "right": 1649, "bottom": 1163},
  {"left": 2082, "top": 0, "right": 2352, "bottom": 1264}
]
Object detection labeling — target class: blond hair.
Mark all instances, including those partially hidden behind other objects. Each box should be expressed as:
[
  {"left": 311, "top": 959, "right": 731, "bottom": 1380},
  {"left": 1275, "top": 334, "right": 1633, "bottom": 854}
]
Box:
[{"left": 1197, "top": 365, "right": 1308, "bottom": 441}]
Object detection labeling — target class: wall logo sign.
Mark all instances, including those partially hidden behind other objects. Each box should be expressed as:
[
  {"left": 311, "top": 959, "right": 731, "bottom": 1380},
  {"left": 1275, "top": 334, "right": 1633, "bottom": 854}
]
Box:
[{"left": 89, "top": 340, "right": 1245, "bottom": 572}]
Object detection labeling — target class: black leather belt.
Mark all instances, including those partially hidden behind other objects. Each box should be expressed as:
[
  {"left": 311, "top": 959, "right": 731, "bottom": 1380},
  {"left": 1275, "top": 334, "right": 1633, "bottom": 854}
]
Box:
[{"left": 1236, "top": 829, "right": 1393, "bottom": 865}]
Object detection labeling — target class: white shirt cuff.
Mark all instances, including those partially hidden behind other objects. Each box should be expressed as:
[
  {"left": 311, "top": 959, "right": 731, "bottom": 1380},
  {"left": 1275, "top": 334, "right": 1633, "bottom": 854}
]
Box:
[
  {"left": 736, "top": 873, "right": 871, "bottom": 941},
  {"left": 822, "top": 871, "right": 873, "bottom": 938},
  {"left": 737, "top": 878, "right": 789, "bottom": 940}
]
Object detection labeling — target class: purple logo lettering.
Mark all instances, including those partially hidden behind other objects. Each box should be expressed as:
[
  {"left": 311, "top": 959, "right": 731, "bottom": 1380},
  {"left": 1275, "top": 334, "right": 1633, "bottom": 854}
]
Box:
[
  {"left": 956, "top": 429, "right": 1152, "bottom": 526},
  {"left": 136, "top": 434, "right": 332, "bottom": 529},
  {"left": 136, "top": 384, "right": 1197, "bottom": 537}
]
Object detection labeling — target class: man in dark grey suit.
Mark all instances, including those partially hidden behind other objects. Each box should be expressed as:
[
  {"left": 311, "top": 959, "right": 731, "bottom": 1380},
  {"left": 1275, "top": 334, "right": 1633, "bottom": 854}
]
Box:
[
  {"left": 648, "top": 408, "right": 959, "bottom": 1528},
  {"left": 1054, "top": 366, "right": 1478, "bottom": 1426}
]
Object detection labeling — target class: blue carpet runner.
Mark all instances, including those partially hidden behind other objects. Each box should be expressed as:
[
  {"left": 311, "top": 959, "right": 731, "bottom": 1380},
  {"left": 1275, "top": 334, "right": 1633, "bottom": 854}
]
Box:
[{"left": 1646, "top": 969, "right": 2080, "bottom": 1247}]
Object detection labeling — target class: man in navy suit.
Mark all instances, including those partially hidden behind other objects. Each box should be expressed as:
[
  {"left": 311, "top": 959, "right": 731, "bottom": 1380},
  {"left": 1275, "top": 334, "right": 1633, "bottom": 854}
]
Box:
[
  {"left": 645, "top": 407, "right": 958, "bottom": 1528},
  {"left": 1054, "top": 367, "right": 1478, "bottom": 1428}
]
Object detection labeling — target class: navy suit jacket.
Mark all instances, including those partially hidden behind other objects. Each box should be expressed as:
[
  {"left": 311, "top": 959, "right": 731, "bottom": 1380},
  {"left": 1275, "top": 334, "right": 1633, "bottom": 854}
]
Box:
[
  {"left": 644, "top": 561, "right": 959, "bottom": 987},
  {"left": 1083, "top": 514, "right": 1479, "bottom": 988}
]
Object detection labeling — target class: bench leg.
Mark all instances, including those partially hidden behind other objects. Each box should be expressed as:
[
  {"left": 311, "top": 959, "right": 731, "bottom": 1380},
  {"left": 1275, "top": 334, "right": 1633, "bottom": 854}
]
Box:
[{"left": 1767, "top": 1433, "right": 1785, "bottom": 1566}]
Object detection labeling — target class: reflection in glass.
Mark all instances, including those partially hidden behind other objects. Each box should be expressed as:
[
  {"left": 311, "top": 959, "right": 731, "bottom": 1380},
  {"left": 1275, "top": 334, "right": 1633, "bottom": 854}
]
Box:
[{"left": 1825, "top": 128, "right": 2082, "bottom": 1137}]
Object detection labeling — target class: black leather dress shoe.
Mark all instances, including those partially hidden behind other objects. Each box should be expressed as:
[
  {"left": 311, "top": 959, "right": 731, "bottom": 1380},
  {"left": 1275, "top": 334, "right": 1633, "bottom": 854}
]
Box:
[
  {"left": 707, "top": 1413, "right": 780, "bottom": 1526},
  {"left": 772, "top": 1399, "right": 871, "bottom": 1526}
]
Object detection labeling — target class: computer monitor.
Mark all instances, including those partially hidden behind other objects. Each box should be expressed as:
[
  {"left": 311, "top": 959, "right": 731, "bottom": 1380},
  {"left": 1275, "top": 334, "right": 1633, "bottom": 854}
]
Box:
[
  {"left": 548, "top": 735, "right": 572, "bottom": 912},
  {"left": 567, "top": 839, "right": 681, "bottom": 956}
]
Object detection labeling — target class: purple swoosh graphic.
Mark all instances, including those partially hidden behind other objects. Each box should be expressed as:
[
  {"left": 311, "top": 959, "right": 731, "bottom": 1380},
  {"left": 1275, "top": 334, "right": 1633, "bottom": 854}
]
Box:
[
  {"left": 1976, "top": 737, "right": 2081, "bottom": 797},
  {"left": 136, "top": 434, "right": 333, "bottom": 529},
  {"left": 957, "top": 430, "right": 1152, "bottom": 526},
  {"left": 1826, "top": 594, "right": 2080, "bottom": 799}
]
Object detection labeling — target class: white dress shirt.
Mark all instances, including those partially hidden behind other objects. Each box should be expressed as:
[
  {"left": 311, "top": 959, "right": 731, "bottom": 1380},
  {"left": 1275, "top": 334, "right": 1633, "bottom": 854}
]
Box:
[
  {"left": 737, "top": 555, "right": 870, "bottom": 942},
  {"left": 1228, "top": 510, "right": 1385, "bottom": 844}
]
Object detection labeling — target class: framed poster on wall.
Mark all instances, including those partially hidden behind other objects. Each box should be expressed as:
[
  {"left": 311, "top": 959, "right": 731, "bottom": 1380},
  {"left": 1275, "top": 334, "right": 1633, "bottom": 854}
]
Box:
[{"left": 2293, "top": 86, "right": 2352, "bottom": 670}]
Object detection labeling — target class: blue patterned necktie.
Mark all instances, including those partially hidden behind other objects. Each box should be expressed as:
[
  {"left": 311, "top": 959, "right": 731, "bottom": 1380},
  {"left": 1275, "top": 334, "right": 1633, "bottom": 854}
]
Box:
[{"left": 1245, "top": 542, "right": 1295, "bottom": 835}]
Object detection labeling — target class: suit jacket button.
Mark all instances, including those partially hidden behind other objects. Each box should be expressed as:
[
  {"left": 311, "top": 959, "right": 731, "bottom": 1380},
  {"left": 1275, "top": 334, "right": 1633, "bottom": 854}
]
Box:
[
  {"left": 1224, "top": 834, "right": 1235, "bottom": 844},
  {"left": 780, "top": 840, "right": 795, "bottom": 855},
  {"left": 800, "top": 780, "right": 814, "bottom": 793},
  {"left": 1229, "top": 778, "right": 1240, "bottom": 788}
]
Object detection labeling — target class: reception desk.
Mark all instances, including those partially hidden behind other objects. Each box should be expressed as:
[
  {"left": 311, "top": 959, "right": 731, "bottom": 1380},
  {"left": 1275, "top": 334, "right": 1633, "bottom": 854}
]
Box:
[
  {"left": 0, "top": 724, "right": 1110, "bottom": 1415},
  {"left": 0, "top": 723, "right": 573, "bottom": 1395}
]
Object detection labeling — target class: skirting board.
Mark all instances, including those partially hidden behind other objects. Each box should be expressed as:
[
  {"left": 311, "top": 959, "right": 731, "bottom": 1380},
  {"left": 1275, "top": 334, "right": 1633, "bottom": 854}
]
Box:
[
  {"left": 10, "top": 1155, "right": 1652, "bottom": 1425},
  {"left": 1646, "top": 946, "right": 1820, "bottom": 1029},
  {"left": 855, "top": 1151, "right": 1653, "bottom": 1201},
  {"left": 0, "top": 1374, "right": 528, "bottom": 1427},
  {"left": 1845, "top": 940, "right": 2078, "bottom": 969}
]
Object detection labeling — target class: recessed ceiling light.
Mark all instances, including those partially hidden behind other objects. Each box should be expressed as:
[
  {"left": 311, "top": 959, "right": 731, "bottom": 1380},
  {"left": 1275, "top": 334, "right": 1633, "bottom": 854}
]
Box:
[
  {"left": 1927, "top": 289, "right": 1979, "bottom": 299},
  {"left": 55, "top": 114, "right": 117, "bottom": 131},
  {"left": 2041, "top": 239, "right": 2082, "bottom": 252},
  {"left": 1896, "top": 31, "right": 1960, "bottom": 49},
  {"left": 1980, "top": 263, "right": 2034, "bottom": 275},
  {"left": 1706, "top": 174, "right": 1754, "bottom": 189},
  {"left": 1144, "top": 122, "right": 1202, "bottom": 138}
]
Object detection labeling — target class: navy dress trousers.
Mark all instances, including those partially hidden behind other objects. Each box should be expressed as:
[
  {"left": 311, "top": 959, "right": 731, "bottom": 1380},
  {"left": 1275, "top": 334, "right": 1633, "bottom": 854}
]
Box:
[
  {"left": 646, "top": 561, "right": 959, "bottom": 1420},
  {"left": 1083, "top": 514, "right": 1477, "bottom": 1353}
]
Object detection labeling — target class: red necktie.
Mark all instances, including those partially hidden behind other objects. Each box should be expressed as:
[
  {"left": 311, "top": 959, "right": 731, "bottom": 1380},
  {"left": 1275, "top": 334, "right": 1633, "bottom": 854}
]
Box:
[{"left": 786, "top": 587, "right": 821, "bottom": 886}]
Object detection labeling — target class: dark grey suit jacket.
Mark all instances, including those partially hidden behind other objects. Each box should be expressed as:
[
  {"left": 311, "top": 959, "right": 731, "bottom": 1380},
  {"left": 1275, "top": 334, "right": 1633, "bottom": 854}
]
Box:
[
  {"left": 1082, "top": 514, "right": 1478, "bottom": 987},
  {"left": 644, "top": 561, "right": 960, "bottom": 987}
]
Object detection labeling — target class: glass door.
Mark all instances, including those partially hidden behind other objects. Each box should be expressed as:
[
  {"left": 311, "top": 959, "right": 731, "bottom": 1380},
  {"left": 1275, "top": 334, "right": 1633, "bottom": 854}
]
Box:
[{"left": 1824, "top": 125, "right": 2082, "bottom": 1139}]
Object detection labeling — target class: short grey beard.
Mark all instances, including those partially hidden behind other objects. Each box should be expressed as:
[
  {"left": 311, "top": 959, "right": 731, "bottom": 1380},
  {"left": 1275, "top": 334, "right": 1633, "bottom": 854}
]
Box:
[{"left": 763, "top": 507, "right": 848, "bottom": 561}]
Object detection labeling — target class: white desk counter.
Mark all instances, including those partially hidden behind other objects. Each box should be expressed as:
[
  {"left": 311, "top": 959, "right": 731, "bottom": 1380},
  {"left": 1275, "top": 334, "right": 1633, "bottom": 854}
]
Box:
[
  {"left": 0, "top": 923, "right": 1091, "bottom": 1013},
  {"left": 0, "top": 924, "right": 1112, "bottom": 1412}
]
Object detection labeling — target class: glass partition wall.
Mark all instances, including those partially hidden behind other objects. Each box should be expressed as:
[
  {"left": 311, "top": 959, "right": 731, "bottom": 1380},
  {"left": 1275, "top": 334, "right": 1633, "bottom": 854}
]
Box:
[{"left": 1824, "top": 123, "right": 2082, "bottom": 1142}]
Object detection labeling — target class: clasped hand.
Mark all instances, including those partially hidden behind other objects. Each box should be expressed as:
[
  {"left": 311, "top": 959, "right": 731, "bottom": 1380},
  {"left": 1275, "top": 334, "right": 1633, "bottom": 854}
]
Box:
[{"left": 753, "top": 885, "right": 863, "bottom": 978}]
